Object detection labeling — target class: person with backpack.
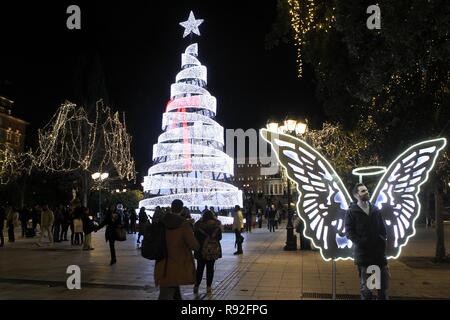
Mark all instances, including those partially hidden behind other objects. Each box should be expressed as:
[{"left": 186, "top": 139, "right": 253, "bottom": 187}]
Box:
[
  {"left": 154, "top": 199, "right": 199, "bottom": 300},
  {"left": 193, "top": 210, "right": 222, "bottom": 295}
]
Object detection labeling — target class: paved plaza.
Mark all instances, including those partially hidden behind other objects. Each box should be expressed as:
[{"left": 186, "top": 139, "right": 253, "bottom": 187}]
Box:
[{"left": 1, "top": 222, "right": 450, "bottom": 300}]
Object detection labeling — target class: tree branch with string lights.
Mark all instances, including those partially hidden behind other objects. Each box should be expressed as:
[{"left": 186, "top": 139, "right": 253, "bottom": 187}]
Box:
[
  {"left": 34, "top": 100, "right": 136, "bottom": 206},
  {"left": 0, "top": 146, "right": 33, "bottom": 185}
]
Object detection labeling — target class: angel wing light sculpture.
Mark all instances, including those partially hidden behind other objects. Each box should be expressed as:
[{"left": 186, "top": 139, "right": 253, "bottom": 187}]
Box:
[{"left": 260, "top": 128, "right": 447, "bottom": 261}]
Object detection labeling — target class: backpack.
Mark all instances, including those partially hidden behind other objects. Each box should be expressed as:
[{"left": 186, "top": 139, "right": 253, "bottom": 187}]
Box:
[
  {"left": 141, "top": 222, "right": 167, "bottom": 261},
  {"left": 199, "top": 228, "right": 221, "bottom": 261}
]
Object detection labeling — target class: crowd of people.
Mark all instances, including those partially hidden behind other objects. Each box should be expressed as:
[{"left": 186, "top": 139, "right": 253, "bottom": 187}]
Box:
[
  {"left": 1, "top": 198, "right": 302, "bottom": 300},
  {"left": 1, "top": 183, "right": 390, "bottom": 300}
]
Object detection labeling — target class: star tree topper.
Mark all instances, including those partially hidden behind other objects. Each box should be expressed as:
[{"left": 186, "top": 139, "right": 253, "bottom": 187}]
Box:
[{"left": 179, "top": 11, "right": 204, "bottom": 38}]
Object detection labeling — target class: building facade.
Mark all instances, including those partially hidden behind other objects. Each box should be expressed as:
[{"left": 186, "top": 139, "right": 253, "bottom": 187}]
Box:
[
  {"left": 0, "top": 96, "right": 28, "bottom": 152},
  {"left": 232, "top": 158, "right": 288, "bottom": 196},
  {"left": 232, "top": 157, "right": 300, "bottom": 209}
]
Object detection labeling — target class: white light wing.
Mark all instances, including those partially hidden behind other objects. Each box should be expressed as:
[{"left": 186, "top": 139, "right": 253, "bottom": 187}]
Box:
[
  {"left": 371, "top": 138, "right": 447, "bottom": 258},
  {"left": 261, "top": 129, "right": 353, "bottom": 261}
]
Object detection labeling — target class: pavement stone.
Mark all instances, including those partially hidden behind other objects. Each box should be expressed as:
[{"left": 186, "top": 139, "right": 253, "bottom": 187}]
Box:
[{"left": 1, "top": 222, "right": 450, "bottom": 299}]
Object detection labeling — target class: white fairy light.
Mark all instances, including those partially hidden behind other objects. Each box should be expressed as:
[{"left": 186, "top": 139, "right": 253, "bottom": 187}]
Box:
[
  {"left": 157, "top": 125, "right": 224, "bottom": 145},
  {"left": 165, "top": 95, "right": 216, "bottom": 114},
  {"left": 139, "top": 22, "right": 242, "bottom": 211},
  {"left": 143, "top": 175, "right": 239, "bottom": 192},
  {"left": 152, "top": 143, "right": 229, "bottom": 160},
  {"left": 170, "top": 83, "right": 211, "bottom": 99},
  {"left": 182, "top": 53, "right": 201, "bottom": 67},
  {"left": 179, "top": 11, "right": 204, "bottom": 38},
  {"left": 176, "top": 66, "right": 207, "bottom": 84},
  {"left": 140, "top": 191, "right": 242, "bottom": 210},
  {"left": 140, "top": 19, "right": 241, "bottom": 211},
  {"left": 147, "top": 156, "right": 234, "bottom": 176},
  {"left": 162, "top": 112, "right": 219, "bottom": 129}
]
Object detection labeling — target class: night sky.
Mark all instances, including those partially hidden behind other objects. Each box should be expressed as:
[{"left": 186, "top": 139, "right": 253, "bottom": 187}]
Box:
[{"left": 0, "top": 1, "right": 322, "bottom": 181}]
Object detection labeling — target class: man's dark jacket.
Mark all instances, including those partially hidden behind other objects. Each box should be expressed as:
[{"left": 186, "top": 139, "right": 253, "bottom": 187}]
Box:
[{"left": 345, "top": 202, "right": 387, "bottom": 266}]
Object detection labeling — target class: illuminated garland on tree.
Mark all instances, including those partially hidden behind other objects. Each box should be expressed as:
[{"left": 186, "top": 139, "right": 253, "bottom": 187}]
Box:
[
  {"left": 140, "top": 12, "right": 242, "bottom": 211},
  {"left": 287, "top": 0, "right": 336, "bottom": 77},
  {"left": 0, "top": 146, "right": 33, "bottom": 184},
  {"left": 35, "top": 100, "right": 136, "bottom": 202}
]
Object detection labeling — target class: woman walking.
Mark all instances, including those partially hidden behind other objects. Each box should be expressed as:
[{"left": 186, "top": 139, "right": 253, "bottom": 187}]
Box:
[{"left": 193, "top": 210, "right": 222, "bottom": 295}]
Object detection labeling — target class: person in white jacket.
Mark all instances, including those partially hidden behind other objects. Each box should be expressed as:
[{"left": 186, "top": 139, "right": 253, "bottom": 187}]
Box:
[
  {"left": 232, "top": 205, "right": 244, "bottom": 255},
  {"left": 38, "top": 205, "right": 54, "bottom": 245}
]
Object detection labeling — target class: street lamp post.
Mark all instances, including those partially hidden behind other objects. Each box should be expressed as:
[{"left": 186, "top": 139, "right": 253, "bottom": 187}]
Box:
[
  {"left": 267, "top": 118, "right": 307, "bottom": 251},
  {"left": 91, "top": 172, "right": 109, "bottom": 219}
]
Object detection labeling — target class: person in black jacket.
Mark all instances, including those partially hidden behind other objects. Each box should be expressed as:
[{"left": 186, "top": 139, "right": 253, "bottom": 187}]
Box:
[
  {"left": 136, "top": 207, "right": 149, "bottom": 244},
  {"left": 193, "top": 210, "right": 222, "bottom": 295},
  {"left": 95, "top": 208, "right": 123, "bottom": 265},
  {"left": 345, "top": 183, "right": 389, "bottom": 300}
]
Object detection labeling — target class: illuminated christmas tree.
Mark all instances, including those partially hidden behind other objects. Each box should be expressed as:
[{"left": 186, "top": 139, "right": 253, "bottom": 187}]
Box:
[{"left": 139, "top": 11, "right": 242, "bottom": 212}]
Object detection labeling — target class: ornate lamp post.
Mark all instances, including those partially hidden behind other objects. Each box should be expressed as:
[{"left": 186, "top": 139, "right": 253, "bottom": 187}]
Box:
[
  {"left": 267, "top": 118, "right": 307, "bottom": 251},
  {"left": 91, "top": 172, "right": 109, "bottom": 219}
]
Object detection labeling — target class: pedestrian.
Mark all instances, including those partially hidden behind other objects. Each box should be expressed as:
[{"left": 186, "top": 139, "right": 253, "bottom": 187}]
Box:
[
  {"left": 60, "top": 205, "right": 70, "bottom": 241},
  {"left": 193, "top": 210, "right": 222, "bottom": 295},
  {"left": 53, "top": 205, "right": 64, "bottom": 243},
  {"left": 276, "top": 207, "right": 282, "bottom": 226},
  {"left": 19, "top": 207, "right": 28, "bottom": 238},
  {"left": 268, "top": 204, "right": 276, "bottom": 232},
  {"left": 95, "top": 206, "right": 124, "bottom": 265},
  {"left": 345, "top": 183, "right": 390, "bottom": 300},
  {"left": 82, "top": 207, "right": 95, "bottom": 250},
  {"left": 136, "top": 207, "right": 149, "bottom": 244},
  {"left": 181, "top": 206, "right": 195, "bottom": 227},
  {"left": 257, "top": 209, "right": 263, "bottom": 228},
  {"left": 129, "top": 209, "right": 137, "bottom": 234},
  {"left": 232, "top": 205, "right": 244, "bottom": 255},
  {"left": 245, "top": 207, "right": 252, "bottom": 233},
  {"left": 72, "top": 206, "right": 84, "bottom": 245},
  {"left": 6, "top": 206, "right": 19, "bottom": 242},
  {"left": 123, "top": 209, "right": 130, "bottom": 234},
  {"left": 155, "top": 199, "right": 200, "bottom": 300},
  {"left": 31, "top": 205, "right": 41, "bottom": 236},
  {"left": 38, "top": 204, "right": 54, "bottom": 245}
]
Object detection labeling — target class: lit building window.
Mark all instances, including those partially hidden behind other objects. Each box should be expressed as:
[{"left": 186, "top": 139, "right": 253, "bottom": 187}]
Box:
[
  {"left": 6, "top": 128, "right": 12, "bottom": 142},
  {"left": 15, "top": 131, "right": 21, "bottom": 145}
]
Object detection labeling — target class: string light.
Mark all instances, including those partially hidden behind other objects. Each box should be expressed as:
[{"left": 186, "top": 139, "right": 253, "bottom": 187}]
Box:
[
  {"left": 140, "top": 33, "right": 242, "bottom": 210},
  {"left": 287, "top": 0, "right": 336, "bottom": 77},
  {"left": 0, "top": 146, "right": 32, "bottom": 184},
  {"left": 35, "top": 100, "right": 136, "bottom": 182}
]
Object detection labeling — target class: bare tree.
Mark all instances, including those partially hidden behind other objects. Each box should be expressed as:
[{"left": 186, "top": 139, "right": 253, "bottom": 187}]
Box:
[{"left": 34, "top": 100, "right": 136, "bottom": 206}]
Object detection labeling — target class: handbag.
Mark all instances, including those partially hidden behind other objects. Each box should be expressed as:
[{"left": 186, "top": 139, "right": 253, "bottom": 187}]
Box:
[{"left": 114, "top": 226, "right": 127, "bottom": 241}]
